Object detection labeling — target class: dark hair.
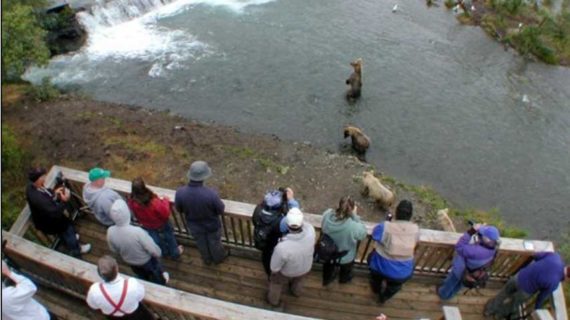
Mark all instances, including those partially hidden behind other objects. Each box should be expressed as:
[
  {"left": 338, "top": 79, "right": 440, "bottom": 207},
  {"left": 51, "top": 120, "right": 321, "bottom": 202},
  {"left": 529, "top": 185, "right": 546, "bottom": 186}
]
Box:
[
  {"left": 335, "top": 196, "right": 355, "bottom": 220},
  {"left": 97, "top": 255, "right": 118, "bottom": 282},
  {"left": 395, "top": 200, "right": 413, "bottom": 221},
  {"left": 130, "top": 177, "right": 156, "bottom": 206}
]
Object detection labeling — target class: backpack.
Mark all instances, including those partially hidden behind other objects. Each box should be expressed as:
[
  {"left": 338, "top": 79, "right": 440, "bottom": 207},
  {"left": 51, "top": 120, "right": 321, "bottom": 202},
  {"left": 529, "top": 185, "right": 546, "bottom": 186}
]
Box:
[
  {"left": 253, "top": 207, "right": 281, "bottom": 251},
  {"left": 314, "top": 233, "right": 348, "bottom": 263},
  {"left": 461, "top": 250, "right": 497, "bottom": 289}
]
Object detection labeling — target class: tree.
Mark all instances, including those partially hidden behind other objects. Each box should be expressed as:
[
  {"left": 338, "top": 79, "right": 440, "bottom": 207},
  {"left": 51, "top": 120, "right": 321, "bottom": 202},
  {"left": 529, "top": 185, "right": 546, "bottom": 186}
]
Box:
[{"left": 1, "top": 4, "right": 50, "bottom": 81}]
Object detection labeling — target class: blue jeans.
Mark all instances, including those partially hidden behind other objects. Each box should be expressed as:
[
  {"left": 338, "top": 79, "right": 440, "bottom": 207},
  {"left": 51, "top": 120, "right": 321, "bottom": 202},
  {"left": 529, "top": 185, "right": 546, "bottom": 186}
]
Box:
[
  {"left": 131, "top": 257, "right": 166, "bottom": 285},
  {"left": 60, "top": 224, "right": 81, "bottom": 257},
  {"left": 438, "top": 271, "right": 464, "bottom": 300},
  {"left": 145, "top": 222, "right": 180, "bottom": 259}
]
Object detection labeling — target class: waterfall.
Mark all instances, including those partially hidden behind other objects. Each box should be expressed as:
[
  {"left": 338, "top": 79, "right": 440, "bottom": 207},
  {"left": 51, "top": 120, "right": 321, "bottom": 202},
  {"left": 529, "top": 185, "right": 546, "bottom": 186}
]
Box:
[{"left": 78, "top": 0, "right": 175, "bottom": 30}]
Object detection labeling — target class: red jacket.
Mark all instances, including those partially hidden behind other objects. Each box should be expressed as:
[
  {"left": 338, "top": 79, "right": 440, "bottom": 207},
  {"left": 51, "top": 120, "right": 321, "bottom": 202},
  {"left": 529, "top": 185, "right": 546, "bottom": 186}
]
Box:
[{"left": 127, "top": 197, "right": 171, "bottom": 229}]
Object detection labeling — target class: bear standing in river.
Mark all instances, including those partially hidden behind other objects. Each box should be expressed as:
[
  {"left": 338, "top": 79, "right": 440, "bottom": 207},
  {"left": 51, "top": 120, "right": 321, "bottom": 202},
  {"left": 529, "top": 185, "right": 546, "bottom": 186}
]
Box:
[{"left": 346, "top": 58, "right": 363, "bottom": 102}]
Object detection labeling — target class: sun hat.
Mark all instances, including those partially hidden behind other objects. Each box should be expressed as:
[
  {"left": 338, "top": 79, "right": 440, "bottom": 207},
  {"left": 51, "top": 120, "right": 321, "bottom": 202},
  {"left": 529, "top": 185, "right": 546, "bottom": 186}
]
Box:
[
  {"left": 28, "top": 167, "right": 47, "bottom": 183},
  {"left": 89, "top": 167, "right": 111, "bottom": 182},
  {"left": 187, "top": 161, "right": 212, "bottom": 182},
  {"left": 286, "top": 207, "right": 304, "bottom": 229}
]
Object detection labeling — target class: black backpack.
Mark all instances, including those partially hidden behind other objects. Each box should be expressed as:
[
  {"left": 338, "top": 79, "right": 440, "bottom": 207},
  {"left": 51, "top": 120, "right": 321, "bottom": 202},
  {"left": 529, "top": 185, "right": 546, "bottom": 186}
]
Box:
[
  {"left": 462, "top": 250, "right": 497, "bottom": 289},
  {"left": 253, "top": 207, "right": 281, "bottom": 251},
  {"left": 314, "top": 233, "right": 348, "bottom": 263}
]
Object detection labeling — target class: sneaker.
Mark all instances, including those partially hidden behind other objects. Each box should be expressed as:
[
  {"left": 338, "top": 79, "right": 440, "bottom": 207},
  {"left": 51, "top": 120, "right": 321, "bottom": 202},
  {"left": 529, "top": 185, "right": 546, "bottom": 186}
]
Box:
[
  {"left": 76, "top": 233, "right": 80, "bottom": 241},
  {"left": 177, "top": 245, "right": 184, "bottom": 255},
  {"left": 163, "top": 272, "right": 170, "bottom": 284},
  {"left": 80, "top": 243, "right": 91, "bottom": 254}
]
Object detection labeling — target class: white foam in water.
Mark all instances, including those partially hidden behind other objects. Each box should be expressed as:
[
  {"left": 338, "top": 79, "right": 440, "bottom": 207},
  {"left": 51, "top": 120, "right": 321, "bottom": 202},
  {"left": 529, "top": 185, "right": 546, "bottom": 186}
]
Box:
[{"left": 24, "top": 0, "right": 276, "bottom": 84}]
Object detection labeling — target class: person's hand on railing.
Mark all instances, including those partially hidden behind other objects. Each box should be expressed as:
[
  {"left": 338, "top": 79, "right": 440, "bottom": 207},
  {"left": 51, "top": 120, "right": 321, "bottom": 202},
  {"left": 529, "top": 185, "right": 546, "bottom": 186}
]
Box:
[{"left": 285, "top": 187, "right": 294, "bottom": 201}]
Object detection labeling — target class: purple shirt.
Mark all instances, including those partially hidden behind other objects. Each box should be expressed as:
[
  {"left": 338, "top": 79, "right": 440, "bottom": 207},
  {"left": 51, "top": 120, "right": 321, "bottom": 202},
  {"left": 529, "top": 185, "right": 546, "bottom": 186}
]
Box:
[
  {"left": 175, "top": 181, "right": 225, "bottom": 232},
  {"left": 450, "top": 232, "right": 496, "bottom": 278},
  {"left": 517, "top": 252, "right": 565, "bottom": 309}
]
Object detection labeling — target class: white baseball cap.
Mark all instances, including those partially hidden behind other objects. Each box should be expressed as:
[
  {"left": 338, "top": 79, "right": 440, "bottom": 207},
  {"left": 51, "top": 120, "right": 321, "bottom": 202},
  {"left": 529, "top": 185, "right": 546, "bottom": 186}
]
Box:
[{"left": 286, "top": 208, "right": 304, "bottom": 229}]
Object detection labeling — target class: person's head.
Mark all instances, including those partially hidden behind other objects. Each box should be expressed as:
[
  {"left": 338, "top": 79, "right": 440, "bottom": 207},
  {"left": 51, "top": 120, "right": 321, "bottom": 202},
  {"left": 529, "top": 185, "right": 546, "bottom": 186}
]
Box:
[
  {"left": 130, "top": 177, "right": 155, "bottom": 206},
  {"left": 97, "top": 255, "right": 119, "bottom": 282},
  {"left": 187, "top": 161, "right": 212, "bottom": 182},
  {"left": 335, "top": 196, "right": 356, "bottom": 220},
  {"left": 395, "top": 200, "right": 413, "bottom": 221},
  {"left": 286, "top": 207, "right": 304, "bottom": 232},
  {"left": 88, "top": 167, "right": 111, "bottom": 187},
  {"left": 263, "top": 190, "right": 284, "bottom": 211},
  {"left": 28, "top": 167, "right": 47, "bottom": 188},
  {"left": 477, "top": 225, "right": 500, "bottom": 249}
]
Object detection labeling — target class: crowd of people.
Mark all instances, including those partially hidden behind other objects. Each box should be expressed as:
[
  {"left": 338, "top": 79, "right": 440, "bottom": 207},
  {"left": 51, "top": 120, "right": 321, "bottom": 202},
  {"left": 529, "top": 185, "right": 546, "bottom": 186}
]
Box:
[{"left": 3, "top": 161, "right": 568, "bottom": 319}]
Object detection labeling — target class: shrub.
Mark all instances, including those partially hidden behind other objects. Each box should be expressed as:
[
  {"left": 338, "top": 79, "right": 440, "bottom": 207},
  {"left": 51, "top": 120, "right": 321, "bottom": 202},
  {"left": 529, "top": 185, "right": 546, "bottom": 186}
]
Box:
[
  {"left": 27, "top": 77, "right": 61, "bottom": 101},
  {"left": 1, "top": 126, "right": 29, "bottom": 229}
]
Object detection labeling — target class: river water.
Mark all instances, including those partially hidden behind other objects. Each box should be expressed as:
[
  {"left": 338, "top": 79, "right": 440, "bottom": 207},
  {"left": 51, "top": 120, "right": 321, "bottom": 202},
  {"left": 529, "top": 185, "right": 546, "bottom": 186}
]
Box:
[{"left": 25, "top": 0, "right": 570, "bottom": 240}]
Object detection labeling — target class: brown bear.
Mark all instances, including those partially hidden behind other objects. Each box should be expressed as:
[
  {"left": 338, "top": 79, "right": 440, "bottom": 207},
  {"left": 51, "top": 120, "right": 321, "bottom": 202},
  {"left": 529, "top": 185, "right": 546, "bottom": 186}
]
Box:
[
  {"left": 345, "top": 58, "right": 363, "bottom": 102},
  {"left": 344, "top": 125, "right": 370, "bottom": 155},
  {"left": 362, "top": 171, "right": 395, "bottom": 210}
]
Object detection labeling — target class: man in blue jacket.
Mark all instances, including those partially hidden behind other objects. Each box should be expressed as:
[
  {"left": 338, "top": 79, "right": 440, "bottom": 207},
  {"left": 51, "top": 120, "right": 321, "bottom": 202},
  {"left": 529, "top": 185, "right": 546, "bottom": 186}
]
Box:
[
  {"left": 484, "top": 252, "right": 568, "bottom": 318},
  {"left": 175, "top": 161, "right": 228, "bottom": 265},
  {"left": 437, "top": 223, "right": 500, "bottom": 300},
  {"left": 368, "top": 200, "right": 420, "bottom": 304}
]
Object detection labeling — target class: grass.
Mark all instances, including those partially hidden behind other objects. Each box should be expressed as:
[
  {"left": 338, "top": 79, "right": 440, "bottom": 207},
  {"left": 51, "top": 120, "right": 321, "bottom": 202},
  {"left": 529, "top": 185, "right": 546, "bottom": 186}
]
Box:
[
  {"left": 558, "top": 231, "right": 570, "bottom": 306},
  {"left": 454, "top": 0, "right": 570, "bottom": 65}
]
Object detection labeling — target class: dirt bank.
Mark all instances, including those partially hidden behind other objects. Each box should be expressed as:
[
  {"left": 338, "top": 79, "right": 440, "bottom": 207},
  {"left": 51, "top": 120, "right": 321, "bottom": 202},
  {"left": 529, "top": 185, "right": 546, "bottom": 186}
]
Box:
[{"left": 2, "top": 86, "right": 453, "bottom": 228}]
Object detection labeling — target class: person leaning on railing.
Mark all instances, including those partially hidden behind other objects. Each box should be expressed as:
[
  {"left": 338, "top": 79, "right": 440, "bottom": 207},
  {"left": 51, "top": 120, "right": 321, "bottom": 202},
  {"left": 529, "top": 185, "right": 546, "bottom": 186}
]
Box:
[
  {"left": 25, "top": 167, "right": 91, "bottom": 257},
  {"left": 127, "top": 177, "right": 184, "bottom": 260},
  {"left": 83, "top": 167, "right": 123, "bottom": 227},
  {"left": 368, "top": 200, "right": 420, "bottom": 304},
  {"left": 484, "top": 252, "right": 569, "bottom": 318},
  {"left": 320, "top": 196, "right": 367, "bottom": 286},
  {"left": 174, "top": 161, "right": 228, "bottom": 265},
  {"left": 437, "top": 223, "right": 500, "bottom": 300},
  {"left": 87, "top": 255, "right": 155, "bottom": 320},
  {"left": 2, "top": 260, "right": 57, "bottom": 320}
]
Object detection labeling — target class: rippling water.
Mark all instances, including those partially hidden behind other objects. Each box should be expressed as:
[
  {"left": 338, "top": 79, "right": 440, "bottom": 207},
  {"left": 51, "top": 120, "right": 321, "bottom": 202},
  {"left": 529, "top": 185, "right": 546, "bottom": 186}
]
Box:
[{"left": 25, "top": 0, "right": 570, "bottom": 239}]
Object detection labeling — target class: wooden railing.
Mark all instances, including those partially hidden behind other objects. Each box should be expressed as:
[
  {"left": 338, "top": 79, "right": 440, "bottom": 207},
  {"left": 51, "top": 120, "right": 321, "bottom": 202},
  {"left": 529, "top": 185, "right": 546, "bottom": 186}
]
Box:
[
  {"left": 2, "top": 230, "right": 315, "bottom": 320},
  {"left": 10, "top": 165, "right": 568, "bottom": 320}
]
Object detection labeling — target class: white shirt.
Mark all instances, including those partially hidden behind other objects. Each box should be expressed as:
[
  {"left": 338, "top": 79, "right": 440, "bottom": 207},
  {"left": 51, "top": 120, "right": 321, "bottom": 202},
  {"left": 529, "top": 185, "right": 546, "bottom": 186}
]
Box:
[
  {"left": 86, "top": 276, "right": 145, "bottom": 316},
  {"left": 1, "top": 272, "right": 50, "bottom": 320}
]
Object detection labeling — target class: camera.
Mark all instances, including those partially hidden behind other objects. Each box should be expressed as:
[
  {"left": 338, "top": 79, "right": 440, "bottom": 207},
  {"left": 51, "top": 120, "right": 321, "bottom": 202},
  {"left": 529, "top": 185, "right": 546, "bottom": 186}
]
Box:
[{"left": 54, "top": 172, "right": 70, "bottom": 190}]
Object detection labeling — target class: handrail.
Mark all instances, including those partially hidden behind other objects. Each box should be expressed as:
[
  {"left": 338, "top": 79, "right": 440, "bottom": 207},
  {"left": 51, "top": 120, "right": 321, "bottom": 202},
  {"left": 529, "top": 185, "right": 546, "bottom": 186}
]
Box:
[
  {"left": 13, "top": 165, "right": 567, "bottom": 319},
  {"left": 2, "top": 230, "right": 316, "bottom": 320}
]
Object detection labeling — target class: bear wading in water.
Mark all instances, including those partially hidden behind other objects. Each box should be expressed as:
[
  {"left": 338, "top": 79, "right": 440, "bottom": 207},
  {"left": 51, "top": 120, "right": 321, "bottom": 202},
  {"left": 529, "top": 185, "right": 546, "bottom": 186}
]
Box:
[{"left": 345, "top": 58, "right": 363, "bottom": 102}]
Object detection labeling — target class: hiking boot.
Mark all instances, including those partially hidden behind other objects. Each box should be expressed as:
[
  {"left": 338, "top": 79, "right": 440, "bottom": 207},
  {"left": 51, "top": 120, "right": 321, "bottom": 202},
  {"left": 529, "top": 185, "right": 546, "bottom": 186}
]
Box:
[
  {"left": 163, "top": 272, "right": 170, "bottom": 284},
  {"left": 80, "top": 244, "right": 91, "bottom": 254}
]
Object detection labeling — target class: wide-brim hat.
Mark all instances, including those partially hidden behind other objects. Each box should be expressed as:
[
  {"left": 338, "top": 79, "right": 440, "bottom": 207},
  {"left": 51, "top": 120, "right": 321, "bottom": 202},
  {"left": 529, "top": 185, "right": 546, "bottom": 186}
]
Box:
[{"left": 188, "top": 161, "right": 212, "bottom": 182}]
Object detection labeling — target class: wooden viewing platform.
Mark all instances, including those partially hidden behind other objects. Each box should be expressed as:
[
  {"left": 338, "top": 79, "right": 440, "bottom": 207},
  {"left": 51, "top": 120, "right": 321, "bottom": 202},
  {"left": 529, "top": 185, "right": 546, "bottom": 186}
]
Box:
[{"left": 3, "top": 166, "right": 567, "bottom": 320}]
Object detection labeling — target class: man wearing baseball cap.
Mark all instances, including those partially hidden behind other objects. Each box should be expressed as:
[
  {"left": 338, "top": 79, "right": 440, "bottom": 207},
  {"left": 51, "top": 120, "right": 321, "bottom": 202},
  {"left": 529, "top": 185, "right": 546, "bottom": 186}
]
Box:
[
  {"left": 83, "top": 167, "right": 122, "bottom": 226},
  {"left": 26, "top": 167, "right": 91, "bottom": 257},
  {"left": 484, "top": 252, "right": 568, "bottom": 318},
  {"left": 267, "top": 207, "right": 316, "bottom": 307}
]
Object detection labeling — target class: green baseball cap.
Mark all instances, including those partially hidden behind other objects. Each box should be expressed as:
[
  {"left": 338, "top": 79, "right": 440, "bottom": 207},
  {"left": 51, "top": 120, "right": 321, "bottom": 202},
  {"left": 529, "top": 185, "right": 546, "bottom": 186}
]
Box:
[{"left": 88, "top": 167, "right": 111, "bottom": 182}]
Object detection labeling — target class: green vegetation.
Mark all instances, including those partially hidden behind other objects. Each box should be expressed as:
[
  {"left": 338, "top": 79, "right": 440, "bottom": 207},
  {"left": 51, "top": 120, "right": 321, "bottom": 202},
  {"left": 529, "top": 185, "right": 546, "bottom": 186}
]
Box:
[
  {"left": 1, "top": 126, "right": 30, "bottom": 230},
  {"left": 450, "top": 0, "right": 570, "bottom": 65},
  {"left": 559, "top": 231, "right": 570, "bottom": 305},
  {"left": 27, "top": 77, "right": 61, "bottom": 101},
  {"left": 381, "top": 175, "right": 528, "bottom": 238},
  {"left": 1, "top": 2, "right": 50, "bottom": 81}
]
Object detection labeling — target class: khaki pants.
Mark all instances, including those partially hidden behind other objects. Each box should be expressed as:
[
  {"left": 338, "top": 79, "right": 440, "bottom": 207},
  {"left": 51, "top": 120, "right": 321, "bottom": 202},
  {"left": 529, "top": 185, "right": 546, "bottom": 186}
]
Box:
[{"left": 267, "top": 272, "right": 308, "bottom": 306}]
